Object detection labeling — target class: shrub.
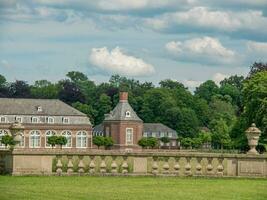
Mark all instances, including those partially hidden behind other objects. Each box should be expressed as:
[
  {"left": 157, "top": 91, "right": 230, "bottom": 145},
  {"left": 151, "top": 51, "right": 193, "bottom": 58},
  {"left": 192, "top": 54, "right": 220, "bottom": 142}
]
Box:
[
  {"left": 56, "top": 136, "right": 67, "bottom": 149},
  {"left": 138, "top": 138, "right": 149, "bottom": 148},
  {"left": 47, "top": 136, "right": 58, "bottom": 148},
  {"left": 181, "top": 137, "right": 193, "bottom": 149},
  {"left": 160, "top": 137, "right": 170, "bottom": 145},
  {"left": 103, "top": 137, "right": 114, "bottom": 149},
  {"left": 1, "top": 135, "right": 15, "bottom": 149},
  {"left": 93, "top": 136, "right": 105, "bottom": 149}
]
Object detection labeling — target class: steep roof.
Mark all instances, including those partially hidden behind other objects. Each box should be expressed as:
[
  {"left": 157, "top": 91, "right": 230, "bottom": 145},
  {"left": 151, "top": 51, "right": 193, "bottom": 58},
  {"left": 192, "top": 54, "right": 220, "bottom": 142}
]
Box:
[
  {"left": 0, "top": 98, "right": 86, "bottom": 116},
  {"left": 143, "top": 123, "right": 177, "bottom": 134},
  {"left": 104, "top": 101, "right": 142, "bottom": 122}
]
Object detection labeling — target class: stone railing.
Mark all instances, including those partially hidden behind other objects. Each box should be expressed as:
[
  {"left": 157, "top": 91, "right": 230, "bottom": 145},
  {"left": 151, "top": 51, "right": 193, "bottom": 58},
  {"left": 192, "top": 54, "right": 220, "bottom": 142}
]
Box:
[{"left": 6, "top": 150, "right": 267, "bottom": 178}]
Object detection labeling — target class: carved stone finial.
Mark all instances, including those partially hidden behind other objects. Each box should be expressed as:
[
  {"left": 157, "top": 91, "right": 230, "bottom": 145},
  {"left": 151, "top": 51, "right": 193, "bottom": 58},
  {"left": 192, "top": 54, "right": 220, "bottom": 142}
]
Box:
[{"left": 246, "top": 123, "right": 261, "bottom": 154}]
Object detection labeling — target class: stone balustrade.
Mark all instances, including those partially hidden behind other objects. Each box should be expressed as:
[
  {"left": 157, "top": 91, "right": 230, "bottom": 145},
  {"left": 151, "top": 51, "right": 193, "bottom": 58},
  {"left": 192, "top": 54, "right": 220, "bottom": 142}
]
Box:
[{"left": 0, "top": 150, "right": 266, "bottom": 178}]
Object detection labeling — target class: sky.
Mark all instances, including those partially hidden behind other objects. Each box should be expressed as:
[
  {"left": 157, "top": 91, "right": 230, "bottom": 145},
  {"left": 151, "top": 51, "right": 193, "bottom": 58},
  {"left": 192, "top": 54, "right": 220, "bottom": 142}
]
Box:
[{"left": 0, "top": 0, "right": 267, "bottom": 89}]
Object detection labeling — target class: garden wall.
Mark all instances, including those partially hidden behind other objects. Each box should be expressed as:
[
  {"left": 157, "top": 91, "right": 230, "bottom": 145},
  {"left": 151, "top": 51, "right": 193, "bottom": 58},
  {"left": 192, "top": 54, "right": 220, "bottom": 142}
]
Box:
[{"left": 1, "top": 150, "right": 267, "bottom": 178}]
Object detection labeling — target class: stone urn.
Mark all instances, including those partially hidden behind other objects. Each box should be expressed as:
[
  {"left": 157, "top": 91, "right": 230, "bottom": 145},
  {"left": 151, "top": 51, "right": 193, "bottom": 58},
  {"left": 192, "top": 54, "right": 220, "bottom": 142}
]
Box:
[
  {"left": 9, "top": 121, "right": 25, "bottom": 145},
  {"left": 245, "top": 123, "right": 261, "bottom": 154}
]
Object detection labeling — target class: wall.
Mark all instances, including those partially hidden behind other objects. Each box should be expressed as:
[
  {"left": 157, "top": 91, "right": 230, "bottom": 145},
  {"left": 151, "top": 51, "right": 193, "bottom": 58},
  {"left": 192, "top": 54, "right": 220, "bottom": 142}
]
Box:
[{"left": 2, "top": 150, "right": 266, "bottom": 178}]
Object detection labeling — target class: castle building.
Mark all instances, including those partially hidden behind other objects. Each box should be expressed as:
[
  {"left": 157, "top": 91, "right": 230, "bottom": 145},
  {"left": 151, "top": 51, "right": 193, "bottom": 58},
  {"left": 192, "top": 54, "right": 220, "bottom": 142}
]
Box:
[
  {"left": 93, "top": 92, "right": 178, "bottom": 150},
  {"left": 0, "top": 98, "right": 92, "bottom": 150}
]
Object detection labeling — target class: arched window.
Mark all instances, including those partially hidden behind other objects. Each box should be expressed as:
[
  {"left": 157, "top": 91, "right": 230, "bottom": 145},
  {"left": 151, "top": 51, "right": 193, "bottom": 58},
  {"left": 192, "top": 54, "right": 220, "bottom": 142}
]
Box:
[
  {"left": 17, "top": 132, "right": 25, "bottom": 147},
  {"left": 0, "top": 130, "right": 9, "bottom": 147},
  {"left": 45, "top": 130, "right": 57, "bottom": 147},
  {"left": 76, "top": 131, "right": 87, "bottom": 148},
  {"left": 62, "top": 131, "right": 72, "bottom": 148},
  {"left": 29, "top": 130, "right": 41, "bottom": 148}
]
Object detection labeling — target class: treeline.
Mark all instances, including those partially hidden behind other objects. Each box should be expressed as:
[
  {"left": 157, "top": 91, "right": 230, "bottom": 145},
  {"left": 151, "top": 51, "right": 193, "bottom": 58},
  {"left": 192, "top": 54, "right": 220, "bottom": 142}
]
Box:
[{"left": 0, "top": 62, "right": 266, "bottom": 151}]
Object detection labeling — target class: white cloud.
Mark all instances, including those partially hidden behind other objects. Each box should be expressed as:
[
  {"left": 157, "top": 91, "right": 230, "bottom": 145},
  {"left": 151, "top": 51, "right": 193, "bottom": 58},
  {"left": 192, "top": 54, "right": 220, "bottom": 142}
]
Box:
[
  {"left": 165, "top": 37, "right": 236, "bottom": 65},
  {"left": 144, "top": 7, "right": 267, "bottom": 33},
  {"left": 89, "top": 47, "right": 155, "bottom": 76},
  {"left": 183, "top": 79, "right": 202, "bottom": 88},
  {"left": 212, "top": 72, "right": 229, "bottom": 85},
  {"left": 247, "top": 41, "right": 267, "bottom": 54}
]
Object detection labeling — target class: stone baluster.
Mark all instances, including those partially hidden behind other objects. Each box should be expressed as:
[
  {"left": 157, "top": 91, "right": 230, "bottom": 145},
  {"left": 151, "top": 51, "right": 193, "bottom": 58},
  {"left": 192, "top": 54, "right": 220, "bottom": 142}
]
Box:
[
  {"left": 111, "top": 156, "right": 118, "bottom": 174},
  {"left": 89, "top": 156, "right": 96, "bottom": 174},
  {"left": 173, "top": 157, "right": 180, "bottom": 176},
  {"left": 152, "top": 157, "right": 159, "bottom": 175},
  {"left": 100, "top": 157, "right": 107, "bottom": 174},
  {"left": 122, "top": 156, "right": 129, "bottom": 174},
  {"left": 206, "top": 158, "right": 214, "bottom": 175},
  {"left": 184, "top": 157, "right": 192, "bottom": 176},
  {"left": 163, "top": 158, "right": 170, "bottom": 174},
  {"left": 78, "top": 156, "right": 85, "bottom": 175},
  {"left": 216, "top": 158, "right": 224, "bottom": 176},
  {"left": 195, "top": 157, "right": 202, "bottom": 176},
  {"left": 67, "top": 156, "right": 74, "bottom": 175},
  {"left": 56, "top": 156, "right": 63, "bottom": 176}
]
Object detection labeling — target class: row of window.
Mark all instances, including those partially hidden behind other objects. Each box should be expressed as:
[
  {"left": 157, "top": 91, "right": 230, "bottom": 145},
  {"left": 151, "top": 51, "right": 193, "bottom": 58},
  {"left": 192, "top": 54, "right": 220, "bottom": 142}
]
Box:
[
  {"left": 0, "top": 130, "right": 88, "bottom": 148},
  {"left": 0, "top": 116, "right": 70, "bottom": 124},
  {"left": 143, "top": 132, "right": 175, "bottom": 138}
]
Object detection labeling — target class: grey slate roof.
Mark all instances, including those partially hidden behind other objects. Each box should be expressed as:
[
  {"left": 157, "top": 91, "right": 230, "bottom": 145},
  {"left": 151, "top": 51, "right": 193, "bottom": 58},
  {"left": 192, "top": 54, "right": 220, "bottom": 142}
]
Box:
[
  {"left": 104, "top": 101, "right": 142, "bottom": 122},
  {"left": 143, "top": 123, "right": 177, "bottom": 134},
  {"left": 0, "top": 98, "right": 86, "bottom": 116},
  {"left": 93, "top": 124, "right": 103, "bottom": 133}
]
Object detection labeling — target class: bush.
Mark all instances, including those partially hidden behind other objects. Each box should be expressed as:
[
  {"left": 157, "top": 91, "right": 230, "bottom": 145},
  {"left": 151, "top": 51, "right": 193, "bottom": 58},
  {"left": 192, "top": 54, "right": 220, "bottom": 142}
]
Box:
[
  {"left": 93, "top": 136, "right": 105, "bottom": 149},
  {"left": 0, "top": 135, "right": 15, "bottom": 148},
  {"left": 103, "top": 137, "right": 114, "bottom": 149},
  {"left": 138, "top": 137, "right": 158, "bottom": 149},
  {"left": 181, "top": 137, "right": 193, "bottom": 149},
  {"left": 160, "top": 137, "right": 170, "bottom": 144},
  {"left": 56, "top": 136, "right": 67, "bottom": 149},
  {"left": 47, "top": 135, "right": 58, "bottom": 148}
]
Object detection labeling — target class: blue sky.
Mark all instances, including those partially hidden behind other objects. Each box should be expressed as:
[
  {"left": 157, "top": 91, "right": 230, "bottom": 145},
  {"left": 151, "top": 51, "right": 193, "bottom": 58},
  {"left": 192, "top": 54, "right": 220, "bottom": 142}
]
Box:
[{"left": 0, "top": 0, "right": 267, "bottom": 89}]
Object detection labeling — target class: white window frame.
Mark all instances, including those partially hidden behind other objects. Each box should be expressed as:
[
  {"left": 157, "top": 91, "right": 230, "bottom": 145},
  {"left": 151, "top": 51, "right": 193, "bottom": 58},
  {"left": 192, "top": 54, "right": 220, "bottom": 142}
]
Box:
[
  {"left": 62, "top": 117, "right": 70, "bottom": 124},
  {"left": 0, "top": 130, "right": 9, "bottom": 148},
  {"left": 143, "top": 132, "right": 148, "bottom": 137},
  {"left": 62, "top": 130, "right": 72, "bottom": 148},
  {"left": 15, "top": 116, "right": 23, "bottom": 123},
  {"left": 17, "top": 132, "right": 25, "bottom": 147},
  {"left": 125, "top": 111, "right": 131, "bottom": 118},
  {"left": 31, "top": 117, "right": 39, "bottom": 123},
  {"left": 126, "top": 128, "right": 133, "bottom": 145},
  {"left": 45, "top": 130, "right": 57, "bottom": 148},
  {"left": 160, "top": 132, "right": 164, "bottom": 137},
  {"left": 76, "top": 131, "right": 87, "bottom": 148},
  {"left": 0, "top": 116, "right": 7, "bottom": 123},
  {"left": 29, "top": 130, "right": 41, "bottom": 148},
  {"left": 37, "top": 106, "right": 42, "bottom": 112},
  {"left": 47, "top": 117, "right": 54, "bottom": 124},
  {"left": 168, "top": 132, "right": 172, "bottom": 138}
]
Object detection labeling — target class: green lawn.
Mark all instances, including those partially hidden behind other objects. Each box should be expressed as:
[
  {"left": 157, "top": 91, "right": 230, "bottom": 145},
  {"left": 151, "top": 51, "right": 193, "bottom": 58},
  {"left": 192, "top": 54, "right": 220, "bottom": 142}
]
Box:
[{"left": 0, "top": 176, "right": 266, "bottom": 200}]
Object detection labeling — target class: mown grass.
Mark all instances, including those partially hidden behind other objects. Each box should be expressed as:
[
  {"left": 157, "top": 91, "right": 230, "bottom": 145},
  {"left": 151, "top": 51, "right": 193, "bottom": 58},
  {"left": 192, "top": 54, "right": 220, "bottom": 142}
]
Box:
[{"left": 0, "top": 176, "right": 266, "bottom": 200}]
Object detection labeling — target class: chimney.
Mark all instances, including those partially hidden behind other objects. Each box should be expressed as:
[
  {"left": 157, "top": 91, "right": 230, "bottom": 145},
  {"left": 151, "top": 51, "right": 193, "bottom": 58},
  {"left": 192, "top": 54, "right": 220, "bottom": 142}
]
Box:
[{"left": 119, "top": 92, "right": 128, "bottom": 102}]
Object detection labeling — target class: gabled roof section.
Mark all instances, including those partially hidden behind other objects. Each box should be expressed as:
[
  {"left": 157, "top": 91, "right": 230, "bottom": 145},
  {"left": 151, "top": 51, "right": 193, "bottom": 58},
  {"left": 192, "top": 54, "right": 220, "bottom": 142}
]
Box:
[
  {"left": 104, "top": 92, "right": 142, "bottom": 122},
  {"left": 0, "top": 98, "right": 87, "bottom": 116},
  {"left": 144, "top": 123, "right": 177, "bottom": 134}
]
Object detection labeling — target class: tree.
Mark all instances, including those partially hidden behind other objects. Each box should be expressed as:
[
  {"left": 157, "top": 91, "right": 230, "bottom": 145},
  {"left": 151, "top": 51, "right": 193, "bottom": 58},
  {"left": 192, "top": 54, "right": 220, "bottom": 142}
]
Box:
[
  {"left": 0, "top": 74, "right": 8, "bottom": 97},
  {"left": 58, "top": 80, "right": 85, "bottom": 104},
  {"left": 67, "top": 71, "right": 88, "bottom": 83},
  {"left": 211, "top": 119, "right": 231, "bottom": 150},
  {"left": 138, "top": 137, "right": 158, "bottom": 149},
  {"left": 103, "top": 137, "right": 114, "bottom": 149},
  {"left": 30, "top": 80, "right": 59, "bottom": 99},
  {"left": 8, "top": 80, "right": 31, "bottom": 98},
  {"left": 47, "top": 136, "right": 58, "bottom": 148},
  {"left": 95, "top": 94, "right": 112, "bottom": 125},
  {"left": 160, "top": 137, "right": 170, "bottom": 147},
  {"left": 248, "top": 62, "right": 267, "bottom": 77},
  {"left": 159, "top": 79, "right": 186, "bottom": 90},
  {"left": 93, "top": 136, "right": 105, "bottom": 149},
  {"left": 138, "top": 138, "right": 149, "bottom": 148},
  {"left": 72, "top": 102, "right": 97, "bottom": 125},
  {"left": 180, "top": 137, "right": 193, "bottom": 149},
  {"left": 0, "top": 135, "right": 15, "bottom": 149},
  {"left": 56, "top": 136, "right": 67, "bottom": 149},
  {"left": 195, "top": 80, "right": 219, "bottom": 102}
]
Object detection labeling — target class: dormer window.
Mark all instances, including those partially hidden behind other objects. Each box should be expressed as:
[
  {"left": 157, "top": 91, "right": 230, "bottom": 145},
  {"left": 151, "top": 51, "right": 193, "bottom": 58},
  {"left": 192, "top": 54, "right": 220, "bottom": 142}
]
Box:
[
  {"left": 32, "top": 117, "right": 39, "bottom": 123},
  {"left": 0, "top": 116, "right": 7, "bottom": 123},
  {"left": 37, "top": 106, "right": 42, "bottom": 112},
  {"left": 47, "top": 117, "right": 54, "bottom": 124},
  {"left": 15, "top": 116, "right": 23, "bottom": 123},
  {"left": 125, "top": 111, "right": 131, "bottom": 118},
  {"left": 62, "top": 117, "right": 69, "bottom": 124}
]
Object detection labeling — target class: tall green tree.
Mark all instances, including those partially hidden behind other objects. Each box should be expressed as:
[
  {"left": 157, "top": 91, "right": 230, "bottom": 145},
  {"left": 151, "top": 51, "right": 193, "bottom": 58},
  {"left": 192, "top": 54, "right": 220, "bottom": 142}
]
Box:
[{"left": 195, "top": 80, "right": 219, "bottom": 102}]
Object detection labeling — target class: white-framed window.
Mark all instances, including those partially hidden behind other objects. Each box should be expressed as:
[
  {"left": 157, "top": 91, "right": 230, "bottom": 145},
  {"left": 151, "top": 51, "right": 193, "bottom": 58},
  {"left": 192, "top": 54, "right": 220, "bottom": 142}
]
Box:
[
  {"left": 62, "top": 131, "right": 72, "bottom": 148},
  {"left": 45, "top": 130, "right": 57, "bottom": 148},
  {"left": 160, "top": 132, "right": 164, "bottom": 137},
  {"left": 0, "top": 130, "right": 9, "bottom": 147},
  {"left": 126, "top": 128, "right": 133, "bottom": 145},
  {"left": 17, "top": 132, "right": 25, "bottom": 147},
  {"left": 0, "top": 116, "right": 7, "bottom": 123},
  {"left": 172, "top": 140, "right": 176, "bottom": 147},
  {"left": 31, "top": 117, "right": 39, "bottom": 123},
  {"left": 143, "top": 132, "right": 148, "bottom": 137},
  {"left": 168, "top": 132, "right": 172, "bottom": 138},
  {"left": 15, "top": 116, "right": 23, "bottom": 123},
  {"left": 47, "top": 117, "right": 54, "bottom": 124},
  {"left": 76, "top": 131, "right": 87, "bottom": 148},
  {"left": 152, "top": 132, "right": 157, "bottom": 137},
  {"left": 29, "top": 130, "right": 41, "bottom": 148},
  {"left": 62, "top": 117, "right": 69, "bottom": 124},
  {"left": 125, "top": 111, "right": 131, "bottom": 117}
]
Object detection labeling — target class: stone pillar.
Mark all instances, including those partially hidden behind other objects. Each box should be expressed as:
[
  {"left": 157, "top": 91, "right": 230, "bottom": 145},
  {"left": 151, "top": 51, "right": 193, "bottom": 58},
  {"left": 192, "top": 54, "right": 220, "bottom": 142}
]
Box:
[{"left": 246, "top": 123, "right": 261, "bottom": 155}]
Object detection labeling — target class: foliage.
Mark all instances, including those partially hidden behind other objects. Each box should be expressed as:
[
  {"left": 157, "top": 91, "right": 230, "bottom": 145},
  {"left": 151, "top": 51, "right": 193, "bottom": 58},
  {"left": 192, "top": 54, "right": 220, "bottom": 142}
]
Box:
[
  {"left": 138, "top": 137, "right": 158, "bottom": 149},
  {"left": 0, "top": 135, "right": 15, "bottom": 148},
  {"left": 103, "top": 137, "right": 114, "bottom": 149},
  {"left": 56, "top": 136, "right": 67, "bottom": 148},
  {"left": 47, "top": 136, "right": 58, "bottom": 148},
  {"left": 160, "top": 137, "right": 170, "bottom": 144},
  {"left": 248, "top": 62, "right": 267, "bottom": 77},
  {"left": 211, "top": 119, "right": 232, "bottom": 149},
  {"left": 180, "top": 137, "right": 193, "bottom": 149},
  {"left": 93, "top": 136, "right": 105, "bottom": 149}
]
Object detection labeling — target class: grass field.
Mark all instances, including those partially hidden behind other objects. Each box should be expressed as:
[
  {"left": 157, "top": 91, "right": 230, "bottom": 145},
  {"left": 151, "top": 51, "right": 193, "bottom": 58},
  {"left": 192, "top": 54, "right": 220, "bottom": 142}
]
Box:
[{"left": 0, "top": 176, "right": 266, "bottom": 200}]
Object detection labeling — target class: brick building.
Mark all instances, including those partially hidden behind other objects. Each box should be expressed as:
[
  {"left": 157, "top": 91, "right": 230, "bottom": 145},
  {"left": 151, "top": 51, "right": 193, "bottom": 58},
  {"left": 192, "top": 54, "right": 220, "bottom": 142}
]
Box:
[
  {"left": 0, "top": 98, "right": 92, "bottom": 150},
  {"left": 93, "top": 92, "right": 178, "bottom": 150}
]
